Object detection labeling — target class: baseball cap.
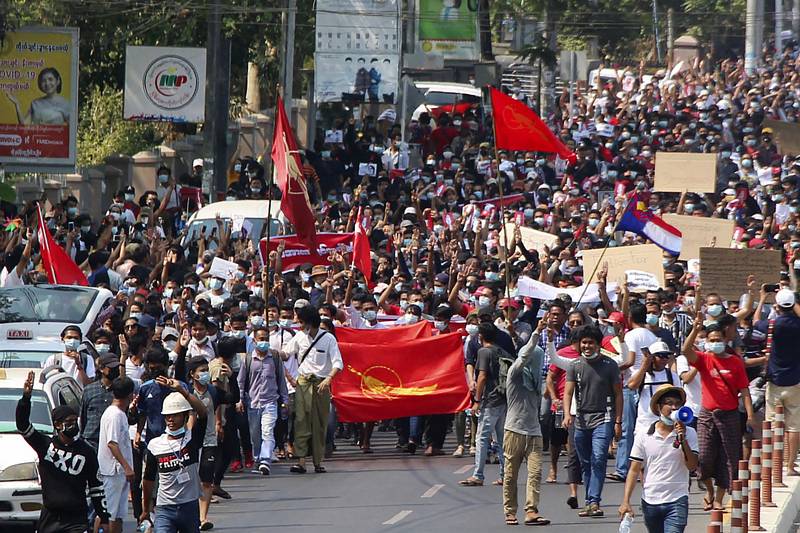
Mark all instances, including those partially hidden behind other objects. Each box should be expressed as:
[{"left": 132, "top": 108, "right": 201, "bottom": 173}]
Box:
[
  {"left": 294, "top": 298, "right": 310, "bottom": 309},
  {"left": 776, "top": 288, "right": 795, "bottom": 308},
  {"left": 648, "top": 341, "right": 672, "bottom": 356},
  {"left": 162, "top": 327, "right": 180, "bottom": 340},
  {"left": 192, "top": 158, "right": 204, "bottom": 168},
  {"left": 98, "top": 353, "right": 121, "bottom": 368}
]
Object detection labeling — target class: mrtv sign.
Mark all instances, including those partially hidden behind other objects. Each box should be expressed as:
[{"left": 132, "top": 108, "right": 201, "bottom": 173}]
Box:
[{"left": 124, "top": 46, "right": 206, "bottom": 123}]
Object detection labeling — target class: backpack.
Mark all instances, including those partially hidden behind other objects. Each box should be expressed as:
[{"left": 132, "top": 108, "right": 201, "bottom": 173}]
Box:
[
  {"left": 490, "top": 346, "right": 516, "bottom": 399},
  {"left": 53, "top": 351, "right": 89, "bottom": 373}
]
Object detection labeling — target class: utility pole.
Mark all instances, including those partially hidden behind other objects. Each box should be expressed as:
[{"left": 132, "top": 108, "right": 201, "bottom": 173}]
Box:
[
  {"left": 776, "top": 0, "right": 784, "bottom": 55},
  {"left": 755, "top": 0, "right": 764, "bottom": 67},
  {"left": 281, "top": 0, "right": 296, "bottom": 120},
  {"left": 652, "top": 0, "right": 662, "bottom": 63},
  {"left": 794, "top": 0, "right": 800, "bottom": 37},
  {"left": 666, "top": 8, "right": 674, "bottom": 63},
  {"left": 745, "top": 0, "right": 758, "bottom": 74},
  {"left": 205, "top": 1, "right": 230, "bottom": 198}
]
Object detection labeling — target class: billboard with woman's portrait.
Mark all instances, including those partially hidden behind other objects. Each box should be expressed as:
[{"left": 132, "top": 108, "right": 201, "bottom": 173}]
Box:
[{"left": 0, "top": 27, "right": 79, "bottom": 172}]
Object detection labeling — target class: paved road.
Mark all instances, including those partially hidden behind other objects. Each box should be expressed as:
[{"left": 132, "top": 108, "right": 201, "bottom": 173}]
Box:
[{"left": 199, "top": 430, "right": 710, "bottom": 532}]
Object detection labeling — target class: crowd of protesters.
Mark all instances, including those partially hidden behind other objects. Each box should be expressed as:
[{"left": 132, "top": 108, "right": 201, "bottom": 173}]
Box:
[{"left": 6, "top": 46, "right": 800, "bottom": 532}]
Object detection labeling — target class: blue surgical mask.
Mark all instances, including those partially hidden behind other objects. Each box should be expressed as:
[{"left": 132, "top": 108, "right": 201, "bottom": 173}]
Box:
[
  {"left": 659, "top": 414, "right": 675, "bottom": 426},
  {"left": 279, "top": 319, "right": 294, "bottom": 328},
  {"left": 707, "top": 304, "right": 723, "bottom": 317},
  {"left": 95, "top": 343, "right": 110, "bottom": 354},
  {"left": 646, "top": 313, "right": 660, "bottom": 326},
  {"left": 434, "top": 286, "right": 445, "bottom": 295},
  {"left": 197, "top": 371, "right": 211, "bottom": 385},
  {"left": 165, "top": 426, "right": 186, "bottom": 437},
  {"left": 434, "top": 320, "right": 448, "bottom": 332},
  {"left": 256, "top": 340, "right": 270, "bottom": 352},
  {"left": 251, "top": 315, "right": 265, "bottom": 327},
  {"left": 478, "top": 296, "right": 491, "bottom": 307},
  {"left": 363, "top": 310, "right": 378, "bottom": 321},
  {"left": 465, "top": 324, "right": 479, "bottom": 336},
  {"left": 486, "top": 272, "right": 500, "bottom": 281},
  {"left": 158, "top": 174, "right": 169, "bottom": 184},
  {"left": 209, "top": 278, "right": 224, "bottom": 290},
  {"left": 67, "top": 207, "right": 78, "bottom": 217},
  {"left": 705, "top": 341, "right": 726, "bottom": 354}
]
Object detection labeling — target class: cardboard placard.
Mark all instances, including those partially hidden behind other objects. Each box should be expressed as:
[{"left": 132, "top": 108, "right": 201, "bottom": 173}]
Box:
[
  {"left": 582, "top": 244, "right": 665, "bottom": 288},
  {"left": 763, "top": 119, "right": 800, "bottom": 156},
  {"left": 208, "top": 257, "right": 239, "bottom": 280},
  {"left": 662, "top": 214, "right": 735, "bottom": 260},
  {"left": 698, "top": 247, "right": 782, "bottom": 301},
  {"left": 654, "top": 152, "right": 717, "bottom": 193},
  {"left": 501, "top": 223, "right": 559, "bottom": 254},
  {"left": 625, "top": 270, "right": 660, "bottom": 292}
]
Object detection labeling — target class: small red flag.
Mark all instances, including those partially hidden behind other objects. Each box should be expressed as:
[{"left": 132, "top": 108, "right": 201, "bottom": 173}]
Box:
[
  {"left": 271, "top": 96, "right": 318, "bottom": 250},
  {"left": 332, "top": 332, "right": 470, "bottom": 423},
  {"left": 36, "top": 205, "right": 88, "bottom": 286},
  {"left": 352, "top": 206, "right": 372, "bottom": 288},
  {"left": 490, "top": 87, "right": 575, "bottom": 162}
]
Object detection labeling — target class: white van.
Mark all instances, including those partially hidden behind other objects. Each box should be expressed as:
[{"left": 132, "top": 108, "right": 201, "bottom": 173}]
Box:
[
  {"left": 181, "top": 200, "right": 286, "bottom": 250},
  {"left": 411, "top": 82, "right": 483, "bottom": 121}
]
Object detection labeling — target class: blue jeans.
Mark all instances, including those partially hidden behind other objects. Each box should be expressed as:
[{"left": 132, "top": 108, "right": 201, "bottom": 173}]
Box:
[
  {"left": 641, "top": 495, "right": 689, "bottom": 533},
  {"left": 154, "top": 501, "right": 200, "bottom": 533},
  {"left": 472, "top": 405, "right": 507, "bottom": 481},
  {"left": 615, "top": 388, "right": 638, "bottom": 476},
  {"left": 574, "top": 421, "right": 614, "bottom": 505},
  {"left": 247, "top": 402, "right": 278, "bottom": 465}
]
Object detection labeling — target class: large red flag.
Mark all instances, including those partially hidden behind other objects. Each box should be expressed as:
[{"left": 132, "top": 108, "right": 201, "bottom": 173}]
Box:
[
  {"left": 36, "top": 205, "right": 88, "bottom": 286},
  {"left": 352, "top": 206, "right": 372, "bottom": 288},
  {"left": 490, "top": 87, "right": 575, "bottom": 162},
  {"left": 332, "top": 331, "right": 470, "bottom": 422},
  {"left": 336, "top": 320, "right": 432, "bottom": 344},
  {"left": 259, "top": 232, "right": 353, "bottom": 273},
  {"left": 271, "top": 96, "right": 318, "bottom": 249}
]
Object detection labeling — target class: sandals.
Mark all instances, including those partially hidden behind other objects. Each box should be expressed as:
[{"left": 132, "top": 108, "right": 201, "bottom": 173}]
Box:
[
  {"left": 289, "top": 464, "right": 307, "bottom": 474},
  {"left": 492, "top": 478, "right": 504, "bottom": 486},
  {"left": 606, "top": 472, "right": 626, "bottom": 482},
  {"left": 702, "top": 497, "right": 713, "bottom": 511},
  {"left": 505, "top": 514, "right": 519, "bottom": 526},
  {"left": 314, "top": 465, "right": 326, "bottom": 473},
  {"left": 459, "top": 477, "right": 484, "bottom": 486},
  {"left": 524, "top": 514, "right": 551, "bottom": 526},
  {"left": 566, "top": 496, "right": 579, "bottom": 509},
  {"left": 578, "top": 504, "right": 604, "bottom": 518},
  {"left": 545, "top": 476, "right": 557, "bottom": 484}
]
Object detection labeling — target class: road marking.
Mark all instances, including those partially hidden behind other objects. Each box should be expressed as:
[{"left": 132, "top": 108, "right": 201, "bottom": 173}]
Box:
[
  {"left": 421, "top": 484, "right": 445, "bottom": 498},
  {"left": 454, "top": 464, "right": 472, "bottom": 474},
  {"left": 383, "top": 510, "right": 413, "bottom": 525}
]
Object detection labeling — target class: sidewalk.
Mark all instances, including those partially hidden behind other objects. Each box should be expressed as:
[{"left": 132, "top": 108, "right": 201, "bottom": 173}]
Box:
[{"left": 760, "top": 468, "right": 800, "bottom": 533}]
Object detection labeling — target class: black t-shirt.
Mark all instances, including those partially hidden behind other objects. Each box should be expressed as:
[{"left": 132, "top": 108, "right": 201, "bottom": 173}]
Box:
[{"left": 476, "top": 346, "right": 507, "bottom": 408}]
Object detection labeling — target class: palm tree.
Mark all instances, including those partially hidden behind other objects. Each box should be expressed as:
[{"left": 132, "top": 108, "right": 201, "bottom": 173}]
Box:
[{"left": 515, "top": 36, "right": 557, "bottom": 112}]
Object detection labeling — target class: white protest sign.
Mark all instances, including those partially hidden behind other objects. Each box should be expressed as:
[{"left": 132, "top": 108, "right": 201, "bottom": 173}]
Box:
[
  {"left": 358, "top": 162, "right": 377, "bottom": 177},
  {"left": 209, "top": 257, "right": 239, "bottom": 280},
  {"left": 625, "top": 270, "right": 660, "bottom": 292},
  {"left": 324, "top": 129, "right": 343, "bottom": 144},
  {"left": 231, "top": 215, "right": 245, "bottom": 234},
  {"left": 517, "top": 276, "right": 618, "bottom": 304}
]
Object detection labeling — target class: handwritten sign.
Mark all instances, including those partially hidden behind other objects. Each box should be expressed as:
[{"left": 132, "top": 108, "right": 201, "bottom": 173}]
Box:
[
  {"left": 582, "top": 244, "right": 665, "bottom": 288},
  {"left": 500, "top": 224, "right": 559, "bottom": 254},
  {"left": 208, "top": 257, "right": 239, "bottom": 280},
  {"left": 654, "top": 152, "right": 717, "bottom": 193},
  {"left": 698, "top": 247, "right": 782, "bottom": 301},
  {"left": 625, "top": 270, "right": 660, "bottom": 292},
  {"left": 662, "top": 214, "right": 734, "bottom": 260}
]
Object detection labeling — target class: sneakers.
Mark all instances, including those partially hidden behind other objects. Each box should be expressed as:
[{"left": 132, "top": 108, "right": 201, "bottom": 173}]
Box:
[
  {"left": 212, "top": 486, "right": 231, "bottom": 499},
  {"left": 228, "top": 460, "right": 243, "bottom": 473},
  {"left": 244, "top": 451, "right": 254, "bottom": 470},
  {"left": 258, "top": 463, "right": 271, "bottom": 476},
  {"left": 452, "top": 445, "right": 464, "bottom": 457}
]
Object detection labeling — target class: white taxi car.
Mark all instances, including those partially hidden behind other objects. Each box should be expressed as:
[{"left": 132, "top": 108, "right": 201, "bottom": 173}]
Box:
[
  {"left": 0, "top": 367, "right": 82, "bottom": 529},
  {"left": 0, "top": 285, "right": 114, "bottom": 370}
]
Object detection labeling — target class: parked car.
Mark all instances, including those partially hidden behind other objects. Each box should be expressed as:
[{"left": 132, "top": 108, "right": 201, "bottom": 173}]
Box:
[
  {"left": 411, "top": 81, "right": 483, "bottom": 121},
  {"left": 0, "top": 367, "right": 83, "bottom": 530},
  {"left": 0, "top": 285, "right": 114, "bottom": 370},
  {"left": 180, "top": 199, "right": 285, "bottom": 251}
]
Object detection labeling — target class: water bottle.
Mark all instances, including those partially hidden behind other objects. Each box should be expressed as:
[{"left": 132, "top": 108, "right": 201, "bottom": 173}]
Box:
[
  {"left": 619, "top": 513, "right": 633, "bottom": 533},
  {"left": 138, "top": 519, "right": 153, "bottom": 533}
]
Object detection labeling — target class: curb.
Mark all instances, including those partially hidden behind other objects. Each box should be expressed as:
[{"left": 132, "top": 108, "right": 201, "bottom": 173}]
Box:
[{"left": 761, "top": 469, "right": 800, "bottom": 533}]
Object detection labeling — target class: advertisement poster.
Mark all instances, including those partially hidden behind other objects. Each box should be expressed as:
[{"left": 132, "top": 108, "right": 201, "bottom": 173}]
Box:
[
  {"left": 416, "top": 0, "right": 478, "bottom": 60},
  {"left": 316, "top": 0, "right": 399, "bottom": 53},
  {"left": 0, "top": 27, "right": 79, "bottom": 172},
  {"left": 123, "top": 46, "right": 206, "bottom": 123},
  {"left": 314, "top": 52, "right": 399, "bottom": 104}
]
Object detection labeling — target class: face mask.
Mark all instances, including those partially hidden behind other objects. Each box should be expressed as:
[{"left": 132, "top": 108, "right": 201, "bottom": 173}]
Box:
[
  {"left": 60, "top": 422, "right": 80, "bottom": 439},
  {"left": 646, "top": 313, "right": 660, "bottom": 326},
  {"left": 583, "top": 350, "right": 600, "bottom": 361},
  {"left": 95, "top": 343, "right": 110, "bottom": 354},
  {"left": 363, "top": 310, "right": 378, "bottom": 322},
  {"left": 434, "top": 320, "right": 448, "bottom": 332},
  {"left": 608, "top": 170, "right": 618, "bottom": 179},
  {"left": 588, "top": 218, "right": 599, "bottom": 228},
  {"left": 251, "top": 315, "right": 265, "bottom": 328},
  {"left": 683, "top": 296, "right": 695, "bottom": 308},
  {"left": 742, "top": 159, "right": 753, "bottom": 168},
  {"left": 534, "top": 217, "right": 545, "bottom": 226},
  {"left": 433, "top": 286, "right": 445, "bottom": 295},
  {"left": 255, "top": 340, "right": 271, "bottom": 352},
  {"left": 67, "top": 207, "right": 78, "bottom": 217},
  {"left": 451, "top": 163, "right": 460, "bottom": 170},
  {"left": 166, "top": 426, "right": 186, "bottom": 437},
  {"left": 300, "top": 272, "right": 310, "bottom": 283},
  {"left": 684, "top": 204, "right": 695, "bottom": 213},
  {"left": 641, "top": 150, "right": 652, "bottom": 158},
  {"left": 64, "top": 338, "right": 80, "bottom": 351},
  {"left": 196, "top": 335, "right": 209, "bottom": 345},
  {"left": 159, "top": 174, "right": 169, "bottom": 184},
  {"left": 721, "top": 151, "right": 731, "bottom": 159},
  {"left": 659, "top": 414, "right": 675, "bottom": 426},
  {"left": 399, "top": 300, "right": 409, "bottom": 310},
  {"left": 164, "top": 340, "right": 177, "bottom": 351},
  {"left": 129, "top": 312, "right": 142, "bottom": 320},
  {"left": 279, "top": 319, "right": 294, "bottom": 328},
  {"left": 197, "top": 371, "right": 211, "bottom": 385},
  {"left": 466, "top": 324, "right": 479, "bottom": 336},
  {"left": 81, "top": 225, "right": 91, "bottom": 233},
  {"left": 629, "top": 148, "right": 638, "bottom": 157},
  {"left": 405, "top": 314, "right": 419, "bottom": 324},
  {"left": 209, "top": 278, "right": 224, "bottom": 290},
  {"left": 486, "top": 272, "right": 500, "bottom": 281},
  {"left": 229, "top": 329, "right": 246, "bottom": 339},
  {"left": 473, "top": 191, "right": 483, "bottom": 200},
  {"left": 705, "top": 341, "right": 726, "bottom": 354},
  {"left": 170, "top": 303, "right": 181, "bottom": 313},
  {"left": 478, "top": 296, "right": 491, "bottom": 307},
  {"left": 707, "top": 304, "right": 723, "bottom": 317},
  {"left": 772, "top": 194, "right": 785, "bottom": 202}
]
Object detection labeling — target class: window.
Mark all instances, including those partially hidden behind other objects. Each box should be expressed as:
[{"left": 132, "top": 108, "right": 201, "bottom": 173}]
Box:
[
  {"left": 0, "top": 389, "right": 52, "bottom": 433},
  {"left": 0, "top": 286, "right": 98, "bottom": 324}
]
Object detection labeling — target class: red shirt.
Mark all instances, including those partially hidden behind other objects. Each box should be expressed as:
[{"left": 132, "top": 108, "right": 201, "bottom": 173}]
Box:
[
  {"left": 548, "top": 345, "right": 579, "bottom": 410},
  {"left": 691, "top": 351, "right": 749, "bottom": 411}
]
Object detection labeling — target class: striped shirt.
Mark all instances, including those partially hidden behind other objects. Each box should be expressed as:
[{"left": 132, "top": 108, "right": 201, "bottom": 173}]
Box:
[
  {"left": 537, "top": 325, "right": 571, "bottom": 376},
  {"left": 658, "top": 312, "right": 694, "bottom": 351}
]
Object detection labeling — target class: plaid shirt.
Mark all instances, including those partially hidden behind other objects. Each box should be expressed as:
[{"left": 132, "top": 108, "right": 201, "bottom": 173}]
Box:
[
  {"left": 79, "top": 380, "right": 113, "bottom": 449},
  {"left": 538, "top": 324, "right": 571, "bottom": 376}
]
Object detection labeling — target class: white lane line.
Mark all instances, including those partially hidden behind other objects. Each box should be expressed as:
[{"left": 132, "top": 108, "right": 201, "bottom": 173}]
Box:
[
  {"left": 421, "top": 484, "right": 445, "bottom": 498},
  {"left": 383, "top": 510, "right": 413, "bottom": 525},
  {"left": 454, "top": 464, "right": 472, "bottom": 474}
]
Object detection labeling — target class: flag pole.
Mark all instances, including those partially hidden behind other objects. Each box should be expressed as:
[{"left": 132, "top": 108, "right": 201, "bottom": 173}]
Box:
[
  {"left": 263, "top": 97, "right": 281, "bottom": 309},
  {"left": 489, "top": 87, "right": 512, "bottom": 304}
]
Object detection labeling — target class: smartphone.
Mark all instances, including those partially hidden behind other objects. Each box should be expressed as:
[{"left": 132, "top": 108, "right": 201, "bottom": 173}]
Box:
[
  {"left": 68, "top": 222, "right": 74, "bottom": 231},
  {"left": 763, "top": 284, "right": 779, "bottom": 292},
  {"left": 112, "top": 234, "right": 120, "bottom": 242}
]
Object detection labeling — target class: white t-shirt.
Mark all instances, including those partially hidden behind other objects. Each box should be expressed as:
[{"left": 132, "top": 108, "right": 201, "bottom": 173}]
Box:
[
  {"left": 98, "top": 404, "right": 133, "bottom": 476},
  {"left": 676, "top": 355, "right": 702, "bottom": 415},
  {"left": 623, "top": 327, "right": 659, "bottom": 380},
  {"left": 630, "top": 425, "right": 699, "bottom": 504},
  {"left": 42, "top": 352, "right": 95, "bottom": 382},
  {"left": 0, "top": 266, "right": 24, "bottom": 288},
  {"left": 635, "top": 369, "right": 682, "bottom": 436},
  {"left": 208, "top": 290, "right": 230, "bottom": 309}
]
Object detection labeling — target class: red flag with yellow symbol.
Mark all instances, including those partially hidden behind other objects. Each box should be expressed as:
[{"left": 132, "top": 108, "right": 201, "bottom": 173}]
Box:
[
  {"left": 332, "top": 331, "right": 470, "bottom": 423},
  {"left": 336, "top": 320, "right": 431, "bottom": 343},
  {"left": 490, "top": 87, "right": 576, "bottom": 163},
  {"left": 271, "top": 96, "right": 318, "bottom": 250}
]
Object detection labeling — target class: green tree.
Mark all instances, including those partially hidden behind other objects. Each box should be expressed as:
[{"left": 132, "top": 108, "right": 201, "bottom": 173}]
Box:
[{"left": 516, "top": 37, "right": 557, "bottom": 110}]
